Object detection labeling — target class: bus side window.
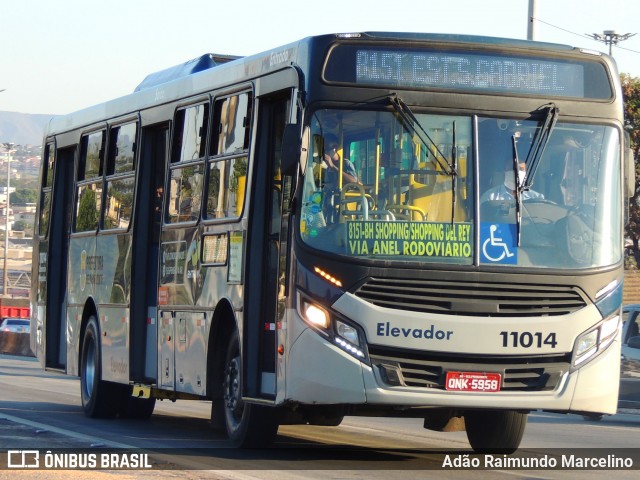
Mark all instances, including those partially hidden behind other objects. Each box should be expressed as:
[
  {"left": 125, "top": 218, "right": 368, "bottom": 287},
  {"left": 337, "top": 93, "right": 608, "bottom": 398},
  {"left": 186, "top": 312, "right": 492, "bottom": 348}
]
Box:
[
  {"left": 167, "top": 103, "right": 209, "bottom": 224},
  {"left": 206, "top": 91, "right": 252, "bottom": 220},
  {"left": 168, "top": 165, "right": 205, "bottom": 223},
  {"left": 39, "top": 143, "right": 55, "bottom": 237},
  {"left": 172, "top": 103, "right": 209, "bottom": 163},
  {"left": 104, "top": 122, "right": 137, "bottom": 230},
  {"left": 74, "top": 131, "right": 105, "bottom": 232}
]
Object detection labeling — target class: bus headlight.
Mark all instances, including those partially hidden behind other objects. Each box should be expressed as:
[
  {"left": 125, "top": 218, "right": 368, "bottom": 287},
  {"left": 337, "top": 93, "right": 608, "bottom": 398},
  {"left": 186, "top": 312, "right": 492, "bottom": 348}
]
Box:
[
  {"left": 301, "top": 301, "right": 330, "bottom": 330},
  {"left": 574, "top": 330, "right": 598, "bottom": 365},
  {"left": 297, "top": 292, "right": 369, "bottom": 363},
  {"left": 336, "top": 319, "right": 359, "bottom": 345},
  {"left": 599, "top": 315, "right": 620, "bottom": 349},
  {"left": 573, "top": 315, "right": 620, "bottom": 367},
  {"left": 334, "top": 319, "right": 367, "bottom": 360}
]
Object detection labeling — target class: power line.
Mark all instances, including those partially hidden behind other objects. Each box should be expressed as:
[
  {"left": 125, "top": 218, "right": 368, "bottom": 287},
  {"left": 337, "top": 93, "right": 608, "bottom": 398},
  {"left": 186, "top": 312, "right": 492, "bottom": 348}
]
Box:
[
  {"left": 533, "top": 17, "right": 593, "bottom": 42},
  {"left": 611, "top": 43, "right": 640, "bottom": 55},
  {"left": 533, "top": 18, "right": 640, "bottom": 53}
]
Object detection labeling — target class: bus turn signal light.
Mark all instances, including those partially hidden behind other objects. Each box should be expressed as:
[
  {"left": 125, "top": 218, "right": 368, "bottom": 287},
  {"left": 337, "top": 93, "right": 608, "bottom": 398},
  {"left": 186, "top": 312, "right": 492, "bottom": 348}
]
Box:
[{"left": 314, "top": 267, "right": 342, "bottom": 287}]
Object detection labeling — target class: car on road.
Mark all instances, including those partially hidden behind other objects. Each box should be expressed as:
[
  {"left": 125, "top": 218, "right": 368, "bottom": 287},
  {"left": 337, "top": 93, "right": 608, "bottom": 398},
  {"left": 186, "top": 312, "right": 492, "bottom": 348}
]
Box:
[
  {"left": 620, "top": 303, "right": 640, "bottom": 409},
  {"left": 0, "top": 318, "right": 30, "bottom": 334},
  {"left": 583, "top": 304, "right": 640, "bottom": 421}
]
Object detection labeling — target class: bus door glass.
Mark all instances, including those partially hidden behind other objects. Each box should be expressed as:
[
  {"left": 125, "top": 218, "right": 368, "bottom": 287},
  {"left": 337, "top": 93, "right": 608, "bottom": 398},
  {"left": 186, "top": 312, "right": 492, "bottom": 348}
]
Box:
[
  {"left": 131, "top": 122, "right": 169, "bottom": 382},
  {"left": 243, "top": 90, "right": 292, "bottom": 400},
  {"left": 40, "top": 144, "right": 75, "bottom": 370},
  {"left": 159, "top": 102, "right": 209, "bottom": 391}
]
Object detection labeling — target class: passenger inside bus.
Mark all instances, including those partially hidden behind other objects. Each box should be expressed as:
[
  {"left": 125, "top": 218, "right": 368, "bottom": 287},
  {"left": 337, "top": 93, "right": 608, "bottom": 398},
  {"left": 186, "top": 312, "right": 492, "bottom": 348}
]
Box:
[
  {"left": 322, "top": 134, "right": 358, "bottom": 185},
  {"left": 320, "top": 133, "right": 359, "bottom": 224}
]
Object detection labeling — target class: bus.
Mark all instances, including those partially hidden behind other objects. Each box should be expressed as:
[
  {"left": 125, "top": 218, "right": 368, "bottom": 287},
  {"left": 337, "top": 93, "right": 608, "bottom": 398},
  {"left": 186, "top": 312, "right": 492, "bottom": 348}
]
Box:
[{"left": 31, "top": 32, "right": 635, "bottom": 453}]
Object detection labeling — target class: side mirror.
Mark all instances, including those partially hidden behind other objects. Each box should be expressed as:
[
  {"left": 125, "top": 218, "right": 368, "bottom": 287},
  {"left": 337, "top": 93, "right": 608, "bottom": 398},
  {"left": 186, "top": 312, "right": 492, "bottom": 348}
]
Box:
[
  {"left": 281, "top": 123, "right": 301, "bottom": 176},
  {"left": 627, "top": 336, "right": 640, "bottom": 349},
  {"left": 624, "top": 131, "right": 636, "bottom": 198},
  {"left": 625, "top": 146, "right": 636, "bottom": 198}
]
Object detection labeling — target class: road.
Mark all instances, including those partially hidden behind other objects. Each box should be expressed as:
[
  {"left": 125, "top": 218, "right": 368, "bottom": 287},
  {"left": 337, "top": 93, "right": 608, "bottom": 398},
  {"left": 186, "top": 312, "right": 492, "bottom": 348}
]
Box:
[{"left": 0, "top": 353, "right": 639, "bottom": 479}]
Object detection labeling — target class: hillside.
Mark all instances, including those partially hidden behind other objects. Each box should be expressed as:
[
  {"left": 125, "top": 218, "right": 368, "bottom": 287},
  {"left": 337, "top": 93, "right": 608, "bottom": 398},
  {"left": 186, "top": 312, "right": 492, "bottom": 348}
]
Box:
[{"left": 0, "top": 111, "right": 56, "bottom": 146}]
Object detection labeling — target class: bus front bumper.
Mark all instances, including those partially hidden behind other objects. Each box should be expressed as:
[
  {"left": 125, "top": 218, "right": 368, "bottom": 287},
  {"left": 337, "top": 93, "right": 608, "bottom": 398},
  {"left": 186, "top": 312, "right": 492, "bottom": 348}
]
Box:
[{"left": 286, "top": 326, "right": 620, "bottom": 415}]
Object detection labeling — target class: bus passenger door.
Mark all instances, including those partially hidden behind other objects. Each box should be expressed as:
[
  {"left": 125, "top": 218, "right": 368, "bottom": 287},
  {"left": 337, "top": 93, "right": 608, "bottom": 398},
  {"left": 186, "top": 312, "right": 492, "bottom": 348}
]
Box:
[
  {"left": 130, "top": 123, "right": 168, "bottom": 382},
  {"left": 244, "top": 88, "right": 293, "bottom": 400},
  {"left": 44, "top": 146, "right": 75, "bottom": 370}
]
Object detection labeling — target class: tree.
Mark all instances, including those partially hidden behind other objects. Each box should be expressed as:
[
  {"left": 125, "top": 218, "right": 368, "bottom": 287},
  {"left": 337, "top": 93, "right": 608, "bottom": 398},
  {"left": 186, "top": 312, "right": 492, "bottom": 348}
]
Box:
[
  {"left": 10, "top": 188, "right": 37, "bottom": 205},
  {"left": 13, "top": 220, "right": 27, "bottom": 231},
  {"left": 76, "top": 187, "right": 99, "bottom": 232},
  {"left": 622, "top": 74, "right": 640, "bottom": 269}
]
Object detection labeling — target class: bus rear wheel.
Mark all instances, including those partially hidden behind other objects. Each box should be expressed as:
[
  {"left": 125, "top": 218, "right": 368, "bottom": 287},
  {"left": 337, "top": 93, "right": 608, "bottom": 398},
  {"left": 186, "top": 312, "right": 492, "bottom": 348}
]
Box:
[
  {"left": 80, "top": 315, "right": 125, "bottom": 418},
  {"left": 222, "top": 331, "right": 279, "bottom": 447},
  {"left": 119, "top": 389, "right": 156, "bottom": 419},
  {"left": 465, "top": 410, "right": 527, "bottom": 454}
]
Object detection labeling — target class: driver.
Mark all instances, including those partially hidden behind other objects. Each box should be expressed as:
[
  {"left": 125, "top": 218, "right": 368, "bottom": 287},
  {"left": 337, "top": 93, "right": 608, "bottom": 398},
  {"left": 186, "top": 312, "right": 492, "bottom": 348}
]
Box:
[{"left": 480, "top": 160, "right": 544, "bottom": 202}]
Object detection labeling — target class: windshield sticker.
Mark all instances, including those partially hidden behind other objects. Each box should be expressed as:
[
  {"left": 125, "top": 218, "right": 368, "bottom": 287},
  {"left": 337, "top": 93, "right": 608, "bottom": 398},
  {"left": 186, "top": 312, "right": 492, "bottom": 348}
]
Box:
[
  {"left": 480, "top": 223, "right": 518, "bottom": 264},
  {"left": 347, "top": 221, "right": 472, "bottom": 257}
]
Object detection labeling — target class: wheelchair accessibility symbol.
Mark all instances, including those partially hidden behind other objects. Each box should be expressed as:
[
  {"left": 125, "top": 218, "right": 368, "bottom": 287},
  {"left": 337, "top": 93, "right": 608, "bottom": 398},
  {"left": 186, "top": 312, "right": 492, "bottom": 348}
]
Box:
[{"left": 480, "top": 223, "right": 518, "bottom": 264}]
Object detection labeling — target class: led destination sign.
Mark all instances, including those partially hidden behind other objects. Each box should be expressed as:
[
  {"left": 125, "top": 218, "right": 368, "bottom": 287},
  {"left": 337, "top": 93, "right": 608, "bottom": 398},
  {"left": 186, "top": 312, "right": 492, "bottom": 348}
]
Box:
[
  {"left": 324, "top": 45, "right": 612, "bottom": 99},
  {"left": 356, "top": 49, "right": 583, "bottom": 95},
  {"left": 347, "top": 220, "right": 472, "bottom": 258}
]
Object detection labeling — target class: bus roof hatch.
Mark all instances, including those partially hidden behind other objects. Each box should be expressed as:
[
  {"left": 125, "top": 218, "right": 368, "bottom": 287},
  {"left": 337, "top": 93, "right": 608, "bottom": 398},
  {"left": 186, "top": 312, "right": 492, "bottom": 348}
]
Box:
[{"left": 134, "top": 53, "right": 241, "bottom": 92}]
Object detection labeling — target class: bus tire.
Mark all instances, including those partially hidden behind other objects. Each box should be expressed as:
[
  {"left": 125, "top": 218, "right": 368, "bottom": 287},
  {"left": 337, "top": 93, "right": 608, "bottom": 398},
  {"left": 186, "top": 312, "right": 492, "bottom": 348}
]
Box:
[
  {"left": 308, "top": 414, "right": 344, "bottom": 426},
  {"left": 582, "top": 413, "right": 603, "bottom": 422},
  {"left": 119, "top": 391, "right": 156, "bottom": 420},
  {"left": 308, "top": 416, "right": 344, "bottom": 427},
  {"left": 210, "top": 399, "right": 226, "bottom": 431},
  {"left": 80, "top": 315, "right": 124, "bottom": 418},
  {"left": 465, "top": 410, "right": 527, "bottom": 454},
  {"left": 222, "top": 331, "right": 279, "bottom": 447}
]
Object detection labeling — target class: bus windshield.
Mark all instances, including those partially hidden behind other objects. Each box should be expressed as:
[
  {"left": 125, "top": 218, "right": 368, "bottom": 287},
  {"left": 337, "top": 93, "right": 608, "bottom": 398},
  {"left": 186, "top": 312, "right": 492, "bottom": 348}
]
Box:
[{"left": 299, "top": 109, "right": 621, "bottom": 269}]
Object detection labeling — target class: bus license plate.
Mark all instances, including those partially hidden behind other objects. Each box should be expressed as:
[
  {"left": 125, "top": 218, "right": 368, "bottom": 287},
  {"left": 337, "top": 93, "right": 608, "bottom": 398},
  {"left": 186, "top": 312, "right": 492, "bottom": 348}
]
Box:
[{"left": 445, "top": 371, "right": 501, "bottom": 392}]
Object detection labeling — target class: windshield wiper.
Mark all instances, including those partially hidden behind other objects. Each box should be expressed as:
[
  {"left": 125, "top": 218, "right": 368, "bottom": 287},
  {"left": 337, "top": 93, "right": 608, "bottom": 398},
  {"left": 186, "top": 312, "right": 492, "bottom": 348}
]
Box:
[
  {"left": 388, "top": 94, "right": 456, "bottom": 176},
  {"left": 389, "top": 94, "right": 458, "bottom": 223},
  {"left": 522, "top": 103, "right": 559, "bottom": 190},
  {"left": 512, "top": 133, "right": 523, "bottom": 246},
  {"left": 512, "top": 103, "right": 559, "bottom": 246},
  {"left": 451, "top": 121, "right": 457, "bottom": 225}
]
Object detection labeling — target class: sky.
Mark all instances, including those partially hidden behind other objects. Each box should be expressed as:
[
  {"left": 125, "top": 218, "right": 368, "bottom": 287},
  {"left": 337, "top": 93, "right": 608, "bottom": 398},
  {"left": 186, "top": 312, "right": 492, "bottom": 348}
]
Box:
[{"left": 1, "top": 0, "right": 639, "bottom": 115}]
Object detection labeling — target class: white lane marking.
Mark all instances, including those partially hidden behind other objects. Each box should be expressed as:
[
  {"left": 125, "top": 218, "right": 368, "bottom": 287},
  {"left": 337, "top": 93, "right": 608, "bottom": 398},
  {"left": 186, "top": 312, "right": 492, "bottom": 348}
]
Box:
[{"left": 0, "top": 412, "right": 137, "bottom": 449}]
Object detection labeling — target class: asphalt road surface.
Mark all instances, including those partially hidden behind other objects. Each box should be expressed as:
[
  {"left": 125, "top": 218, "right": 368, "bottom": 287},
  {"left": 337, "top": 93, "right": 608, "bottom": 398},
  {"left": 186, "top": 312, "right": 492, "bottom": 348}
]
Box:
[{"left": 0, "top": 354, "right": 639, "bottom": 479}]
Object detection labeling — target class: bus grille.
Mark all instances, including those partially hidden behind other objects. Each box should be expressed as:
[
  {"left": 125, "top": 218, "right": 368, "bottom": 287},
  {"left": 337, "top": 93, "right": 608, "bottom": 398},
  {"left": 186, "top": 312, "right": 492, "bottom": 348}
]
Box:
[
  {"left": 354, "top": 278, "right": 587, "bottom": 317},
  {"left": 369, "top": 347, "right": 569, "bottom": 392}
]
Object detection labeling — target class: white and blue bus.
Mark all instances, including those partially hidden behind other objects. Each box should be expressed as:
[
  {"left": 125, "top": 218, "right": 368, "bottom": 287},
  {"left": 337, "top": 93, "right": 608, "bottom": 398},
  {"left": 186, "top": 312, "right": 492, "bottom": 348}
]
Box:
[{"left": 32, "top": 32, "right": 635, "bottom": 452}]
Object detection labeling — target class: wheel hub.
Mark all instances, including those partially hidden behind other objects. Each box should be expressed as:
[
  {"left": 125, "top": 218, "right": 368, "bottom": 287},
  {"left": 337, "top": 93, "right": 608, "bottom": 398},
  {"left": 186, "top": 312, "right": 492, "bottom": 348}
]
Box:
[{"left": 223, "top": 357, "right": 243, "bottom": 419}]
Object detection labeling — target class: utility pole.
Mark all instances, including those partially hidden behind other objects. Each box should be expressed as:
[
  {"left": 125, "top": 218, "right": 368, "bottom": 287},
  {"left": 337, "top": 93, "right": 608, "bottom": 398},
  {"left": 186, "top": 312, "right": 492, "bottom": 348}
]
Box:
[
  {"left": 1, "top": 143, "right": 14, "bottom": 297},
  {"left": 527, "top": 0, "right": 537, "bottom": 41},
  {"left": 587, "top": 30, "right": 636, "bottom": 56}
]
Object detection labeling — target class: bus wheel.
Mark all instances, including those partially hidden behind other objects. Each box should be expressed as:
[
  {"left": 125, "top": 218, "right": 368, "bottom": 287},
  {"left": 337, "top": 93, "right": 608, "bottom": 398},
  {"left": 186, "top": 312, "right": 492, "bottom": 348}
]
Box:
[
  {"left": 582, "top": 413, "right": 603, "bottom": 422},
  {"left": 465, "top": 410, "right": 527, "bottom": 454},
  {"left": 119, "top": 389, "right": 156, "bottom": 420},
  {"left": 80, "top": 315, "right": 124, "bottom": 418},
  {"left": 222, "top": 331, "right": 279, "bottom": 447},
  {"left": 308, "top": 415, "right": 344, "bottom": 426},
  {"left": 307, "top": 411, "right": 345, "bottom": 426}
]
